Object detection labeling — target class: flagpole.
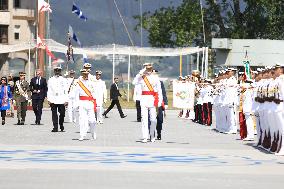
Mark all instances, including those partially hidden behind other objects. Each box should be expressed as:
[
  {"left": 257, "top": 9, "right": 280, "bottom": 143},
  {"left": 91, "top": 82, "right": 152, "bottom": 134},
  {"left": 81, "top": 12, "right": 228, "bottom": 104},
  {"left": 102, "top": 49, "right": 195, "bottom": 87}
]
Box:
[
  {"left": 28, "top": 41, "right": 31, "bottom": 82},
  {"left": 127, "top": 51, "right": 131, "bottom": 102},
  {"left": 112, "top": 43, "right": 115, "bottom": 82},
  {"left": 196, "top": 46, "right": 200, "bottom": 71},
  {"left": 35, "top": 0, "right": 38, "bottom": 72},
  {"left": 201, "top": 47, "right": 205, "bottom": 77},
  {"left": 140, "top": 0, "right": 143, "bottom": 47},
  {"left": 47, "top": 0, "right": 50, "bottom": 75}
]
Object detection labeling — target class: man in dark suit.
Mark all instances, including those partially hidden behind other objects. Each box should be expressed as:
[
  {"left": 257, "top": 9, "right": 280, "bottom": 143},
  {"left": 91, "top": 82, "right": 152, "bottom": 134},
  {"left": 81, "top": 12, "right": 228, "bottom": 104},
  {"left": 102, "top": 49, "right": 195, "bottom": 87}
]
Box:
[
  {"left": 30, "top": 69, "right": 48, "bottom": 125},
  {"left": 103, "top": 77, "right": 127, "bottom": 118}
]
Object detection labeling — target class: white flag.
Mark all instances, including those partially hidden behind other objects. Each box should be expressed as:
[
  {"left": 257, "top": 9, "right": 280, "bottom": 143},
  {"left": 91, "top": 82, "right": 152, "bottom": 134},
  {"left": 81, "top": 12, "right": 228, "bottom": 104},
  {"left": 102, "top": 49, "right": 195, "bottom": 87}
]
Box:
[{"left": 38, "top": 0, "right": 52, "bottom": 13}]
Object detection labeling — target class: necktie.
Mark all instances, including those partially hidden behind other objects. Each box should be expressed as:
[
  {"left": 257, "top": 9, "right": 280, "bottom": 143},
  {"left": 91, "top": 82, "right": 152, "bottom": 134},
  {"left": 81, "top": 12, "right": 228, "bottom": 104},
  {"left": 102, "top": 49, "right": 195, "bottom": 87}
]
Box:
[{"left": 36, "top": 77, "right": 41, "bottom": 85}]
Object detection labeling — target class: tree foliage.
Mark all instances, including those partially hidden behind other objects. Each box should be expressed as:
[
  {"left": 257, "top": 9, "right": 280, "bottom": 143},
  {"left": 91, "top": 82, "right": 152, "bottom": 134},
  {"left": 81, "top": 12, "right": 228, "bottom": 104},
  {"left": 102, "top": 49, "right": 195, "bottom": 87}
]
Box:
[{"left": 135, "top": 0, "right": 284, "bottom": 47}]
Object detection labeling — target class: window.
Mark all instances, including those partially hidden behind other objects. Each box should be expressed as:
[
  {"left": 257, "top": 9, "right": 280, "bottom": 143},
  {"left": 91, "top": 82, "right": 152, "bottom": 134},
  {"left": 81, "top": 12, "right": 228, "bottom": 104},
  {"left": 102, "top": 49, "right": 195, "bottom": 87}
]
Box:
[
  {"left": 14, "top": 0, "right": 20, "bottom": 8},
  {"left": 14, "top": 33, "right": 19, "bottom": 40},
  {"left": 0, "top": 25, "right": 8, "bottom": 44},
  {"left": 0, "top": 0, "right": 8, "bottom": 10},
  {"left": 14, "top": 25, "right": 20, "bottom": 40}
]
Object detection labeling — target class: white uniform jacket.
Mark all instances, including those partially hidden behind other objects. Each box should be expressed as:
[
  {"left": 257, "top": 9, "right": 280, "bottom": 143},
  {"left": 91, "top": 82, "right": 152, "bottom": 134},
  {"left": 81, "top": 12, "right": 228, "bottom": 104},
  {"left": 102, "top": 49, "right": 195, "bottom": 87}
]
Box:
[
  {"left": 74, "top": 79, "right": 98, "bottom": 110},
  {"left": 133, "top": 73, "right": 162, "bottom": 108},
  {"left": 47, "top": 76, "right": 69, "bottom": 104},
  {"left": 94, "top": 79, "right": 107, "bottom": 105}
]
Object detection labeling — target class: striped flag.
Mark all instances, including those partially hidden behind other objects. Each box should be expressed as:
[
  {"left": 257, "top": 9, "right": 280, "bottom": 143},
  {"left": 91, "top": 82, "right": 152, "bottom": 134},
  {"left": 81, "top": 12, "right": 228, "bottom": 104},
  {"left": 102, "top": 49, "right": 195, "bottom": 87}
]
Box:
[
  {"left": 68, "top": 25, "right": 81, "bottom": 47},
  {"left": 72, "top": 2, "right": 87, "bottom": 21}
]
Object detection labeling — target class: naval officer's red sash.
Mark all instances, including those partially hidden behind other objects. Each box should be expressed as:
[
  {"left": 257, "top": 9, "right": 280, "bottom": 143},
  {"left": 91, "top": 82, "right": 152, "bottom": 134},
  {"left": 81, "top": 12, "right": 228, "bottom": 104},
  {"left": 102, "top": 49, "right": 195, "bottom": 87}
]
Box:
[
  {"left": 142, "top": 75, "right": 158, "bottom": 107},
  {"left": 78, "top": 80, "right": 97, "bottom": 112}
]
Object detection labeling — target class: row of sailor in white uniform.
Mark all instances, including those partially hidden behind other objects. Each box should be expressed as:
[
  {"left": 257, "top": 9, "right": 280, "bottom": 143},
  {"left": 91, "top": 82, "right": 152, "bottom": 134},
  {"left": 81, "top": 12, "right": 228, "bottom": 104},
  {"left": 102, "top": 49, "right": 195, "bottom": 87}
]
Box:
[{"left": 212, "top": 65, "right": 284, "bottom": 155}]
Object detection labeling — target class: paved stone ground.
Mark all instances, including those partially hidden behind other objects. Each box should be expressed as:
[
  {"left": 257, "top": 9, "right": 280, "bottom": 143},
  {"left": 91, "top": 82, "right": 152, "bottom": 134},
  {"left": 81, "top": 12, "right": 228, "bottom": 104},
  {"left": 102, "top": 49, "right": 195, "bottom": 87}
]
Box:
[{"left": 0, "top": 109, "right": 283, "bottom": 189}]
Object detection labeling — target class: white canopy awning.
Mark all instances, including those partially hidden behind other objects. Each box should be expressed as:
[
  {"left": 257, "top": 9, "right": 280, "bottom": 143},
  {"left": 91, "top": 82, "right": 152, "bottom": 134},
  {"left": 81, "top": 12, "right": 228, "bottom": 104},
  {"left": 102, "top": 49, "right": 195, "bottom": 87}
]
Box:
[{"left": 0, "top": 39, "right": 203, "bottom": 57}]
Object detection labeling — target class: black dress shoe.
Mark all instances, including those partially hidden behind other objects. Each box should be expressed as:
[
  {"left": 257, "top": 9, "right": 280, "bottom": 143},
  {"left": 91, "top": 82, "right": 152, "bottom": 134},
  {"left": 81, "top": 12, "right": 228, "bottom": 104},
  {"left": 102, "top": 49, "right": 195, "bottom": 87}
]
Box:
[
  {"left": 51, "top": 129, "right": 58, "bottom": 132},
  {"left": 157, "top": 134, "right": 161, "bottom": 140},
  {"left": 17, "top": 120, "right": 21, "bottom": 125},
  {"left": 104, "top": 114, "right": 109, "bottom": 118},
  {"left": 2, "top": 120, "right": 5, "bottom": 125},
  {"left": 121, "top": 115, "right": 127, "bottom": 118},
  {"left": 60, "top": 126, "right": 64, "bottom": 132}
]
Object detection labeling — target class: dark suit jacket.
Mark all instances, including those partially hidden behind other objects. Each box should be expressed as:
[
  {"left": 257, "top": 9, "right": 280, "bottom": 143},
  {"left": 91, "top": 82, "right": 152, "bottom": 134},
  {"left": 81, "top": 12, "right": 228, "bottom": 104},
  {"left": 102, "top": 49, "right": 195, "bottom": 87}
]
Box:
[
  {"left": 160, "top": 81, "right": 168, "bottom": 105},
  {"left": 30, "top": 77, "right": 48, "bottom": 100},
  {"left": 157, "top": 81, "right": 168, "bottom": 123},
  {"left": 110, "top": 83, "right": 121, "bottom": 100}
]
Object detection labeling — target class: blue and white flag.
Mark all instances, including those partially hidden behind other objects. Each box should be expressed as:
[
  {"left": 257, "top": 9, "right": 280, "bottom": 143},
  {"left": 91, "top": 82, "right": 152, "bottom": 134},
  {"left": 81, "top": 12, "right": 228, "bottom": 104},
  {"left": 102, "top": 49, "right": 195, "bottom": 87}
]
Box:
[
  {"left": 83, "top": 53, "right": 88, "bottom": 64},
  {"left": 68, "top": 25, "right": 81, "bottom": 47},
  {"left": 72, "top": 2, "right": 87, "bottom": 21}
]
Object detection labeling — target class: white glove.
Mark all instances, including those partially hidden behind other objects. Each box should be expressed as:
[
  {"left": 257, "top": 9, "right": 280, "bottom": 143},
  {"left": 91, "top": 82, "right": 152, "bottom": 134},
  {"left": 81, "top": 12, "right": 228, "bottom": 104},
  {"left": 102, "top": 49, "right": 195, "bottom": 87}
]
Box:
[
  {"left": 104, "top": 99, "right": 107, "bottom": 103},
  {"left": 164, "top": 105, "right": 168, "bottom": 109},
  {"left": 139, "top": 68, "right": 146, "bottom": 75}
]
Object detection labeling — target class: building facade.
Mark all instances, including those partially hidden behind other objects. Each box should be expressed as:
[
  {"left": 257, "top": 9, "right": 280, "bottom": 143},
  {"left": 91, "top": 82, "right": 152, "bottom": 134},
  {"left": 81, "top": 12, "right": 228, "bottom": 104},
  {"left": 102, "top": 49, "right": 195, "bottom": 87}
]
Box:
[
  {"left": 212, "top": 38, "right": 284, "bottom": 68},
  {"left": 0, "top": 0, "right": 35, "bottom": 77}
]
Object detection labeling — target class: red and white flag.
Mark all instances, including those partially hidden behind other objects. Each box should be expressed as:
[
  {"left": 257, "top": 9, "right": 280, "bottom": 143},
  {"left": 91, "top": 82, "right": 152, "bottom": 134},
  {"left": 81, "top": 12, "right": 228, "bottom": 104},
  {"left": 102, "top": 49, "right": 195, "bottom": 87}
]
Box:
[
  {"left": 37, "top": 35, "right": 57, "bottom": 63},
  {"left": 38, "top": 0, "right": 52, "bottom": 13},
  {"left": 36, "top": 36, "right": 45, "bottom": 48}
]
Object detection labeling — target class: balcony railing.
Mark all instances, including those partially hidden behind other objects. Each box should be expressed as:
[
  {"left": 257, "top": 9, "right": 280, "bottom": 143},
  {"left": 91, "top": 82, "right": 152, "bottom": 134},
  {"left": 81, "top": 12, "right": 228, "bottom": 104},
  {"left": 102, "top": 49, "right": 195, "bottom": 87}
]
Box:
[{"left": 13, "top": 9, "right": 35, "bottom": 21}]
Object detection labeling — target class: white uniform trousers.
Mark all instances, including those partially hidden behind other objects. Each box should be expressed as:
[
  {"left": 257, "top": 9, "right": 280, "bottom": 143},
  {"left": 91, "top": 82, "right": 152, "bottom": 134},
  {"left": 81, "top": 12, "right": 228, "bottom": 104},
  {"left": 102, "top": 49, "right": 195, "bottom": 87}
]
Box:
[
  {"left": 189, "top": 109, "right": 195, "bottom": 120},
  {"left": 275, "top": 111, "right": 284, "bottom": 155},
  {"left": 96, "top": 104, "right": 104, "bottom": 123},
  {"left": 261, "top": 107, "right": 269, "bottom": 146},
  {"left": 218, "top": 105, "right": 226, "bottom": 132},
  {"left": 213, "top": 105, "right": 219, "bottom": 131},
  {"left": 269, "top": 108, "right": 277, "bottom": 150},
  {"left": 223, "top": 105, "right": 230, "bottom": 132},
  {"left": 68, "top": 99, "right": 77, "bottom": 123},
  {"left": 227, "top": 105, "right": 237, "bottom": 133},
  {"left": 254, "top": 112, "right": 261, "bottom": 144},
  {"left": 79, "top": 101, "right": 96, "bottom": 138},
  {"left": 245, "top": 114, "right": 254, "bottom": 140},
  {"left": 141, "top": 106, "right": 157, "bottom": 140}
]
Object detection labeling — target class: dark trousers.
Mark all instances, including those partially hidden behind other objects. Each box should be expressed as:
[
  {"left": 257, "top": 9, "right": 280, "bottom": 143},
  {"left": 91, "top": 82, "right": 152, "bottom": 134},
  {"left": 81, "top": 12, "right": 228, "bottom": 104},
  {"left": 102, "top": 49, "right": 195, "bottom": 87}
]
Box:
[
  {"left": 50, "top": 103, "right": 65, "bottom": 130},
  {"left": 239, "top": 112, "right": 247, "bottom": 140},
  {"left": 1, "top": 110, "right": 6, "bottom": 121},
  {"left": 16, "top": 100, "right": 28, "bottom": 121},
  {"left": 104, "top": 99, "right": 124, "bottom": 117},
  {"left": 196, "top": 104, "right": 203, "bottom": 124},
  {"left": 156, "top": 107, "right": 164, "bottom": 137},
  {"left": 136, "top": 100, "right": 141, "bottom": 121},
  {"left": 203, "top": 102, "right": 212, "bottom": 125},
  {"left": 32, "top": 99, "right": 44, "bottom": 122}
]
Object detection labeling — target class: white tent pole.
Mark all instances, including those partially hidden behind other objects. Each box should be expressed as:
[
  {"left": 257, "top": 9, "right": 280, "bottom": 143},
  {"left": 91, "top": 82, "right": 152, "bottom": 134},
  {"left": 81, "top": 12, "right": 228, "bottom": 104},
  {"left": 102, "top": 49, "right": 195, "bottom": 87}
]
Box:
[
  {"left": 112, "top": 43, "right": 115, "bottom": 82},
  {"left": 205, "top": 47, "right": 209, "bottom": 78},
  {"left": 127, "top": 53, "right": 131, "bottom": 102},
  {"left": 48, "top": 56, "right": 51, "bottom": 78},
  {"left": 28, "top": 41, "right": 31, "bottom": 82},
  {"left": 196, "top": 46, "right": 200, "bottom": 71},
  {"left": 201, "top": 47, "right": 205, "bottom": 77}
]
